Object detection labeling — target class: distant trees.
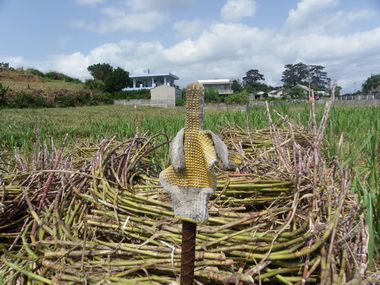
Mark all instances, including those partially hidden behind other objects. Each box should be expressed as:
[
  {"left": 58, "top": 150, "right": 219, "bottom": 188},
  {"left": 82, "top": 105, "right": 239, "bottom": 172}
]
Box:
[
  {"left": 104, "top": 67, "right": 130, "bottom": 93},
  {"left": 243, "top": 69, "right": 265, "bottom": 86},
  {"left": 281, "top": 62, "right": 330, "bottom": 91},
  {"left": 231, "top": 79, "right": 242, "bottom": 93},
  {"left": 87, "top": 63, "right": 113, "bottom": 81},
  {"left": 362, "top": 74, "right": 380, "bottom": 94},
  {"left": 87, "top": 63, "right": 131, "bottom": 93}
]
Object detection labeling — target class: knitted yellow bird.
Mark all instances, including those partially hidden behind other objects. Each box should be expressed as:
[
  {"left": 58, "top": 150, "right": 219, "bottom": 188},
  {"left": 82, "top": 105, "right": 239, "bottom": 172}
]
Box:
[{"left": 159, "top": 82, "right": 230, "bottom": 222}]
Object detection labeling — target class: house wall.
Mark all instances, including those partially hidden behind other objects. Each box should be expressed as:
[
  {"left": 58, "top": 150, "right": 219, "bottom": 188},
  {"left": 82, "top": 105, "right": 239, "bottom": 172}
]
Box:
[
  {"left": 150, "top": 85, "right": 179, "bottom": 107},
  {"left": 114, "top": 99, "right": 151, "bottom": 106},
  {"left": 203, "top": 83, "right": 233, "bottom": 95}
]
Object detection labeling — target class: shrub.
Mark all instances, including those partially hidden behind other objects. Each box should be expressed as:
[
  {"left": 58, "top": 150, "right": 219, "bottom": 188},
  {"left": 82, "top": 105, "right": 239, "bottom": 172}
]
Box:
[
  {"left": 85, "top": 79, "right": 105, "bottom": 91},
  {"left": 176, "top": 98, "right": 185, "bottom": 106},
  {"left": 6, "top": 93, "right": 48, "bottom": 108},
  {"left": 45, "top": 71, "right": 81, "bottom": 83},
  {"left": 45, "top": 71, "right": 65, "bottom": 80},
  {"left": 0, "top": 83, "right": 8, "bottom": 106},
  {"left": 112, "top": 89, "right": 150, "bottom": 100},
  {"left": 93, "top": 92, "right": 113, "bottom": 105},
  {"left": 225, "top": 90, "right": 249, "bottom": 105},
  {"left": 204, "top": 88, "right": 221, "bottom": 103},
  {"left": 26, "top": 68, "right": 45, "bottom": 77}
]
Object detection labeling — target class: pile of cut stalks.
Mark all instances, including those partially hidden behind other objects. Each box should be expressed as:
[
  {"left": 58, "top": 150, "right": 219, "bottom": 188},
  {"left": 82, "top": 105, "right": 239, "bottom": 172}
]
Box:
[{"left": 0, "top": 103, "right": 369, "bottom": 284}]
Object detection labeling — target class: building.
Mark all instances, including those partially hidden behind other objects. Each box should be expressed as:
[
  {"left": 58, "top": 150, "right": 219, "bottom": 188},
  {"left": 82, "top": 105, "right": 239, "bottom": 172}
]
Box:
[
  {"left": 198, "top": 79, "right": 233, "bottom": 95},
  {"left": 151, "top": 85, "right": 181, "bottom": 107},
  {"left": 124, "top": 71, "right": 179, "bottom": 91},
  {"left": 268, "top": 89, "right": 283, "bottom": 98}
]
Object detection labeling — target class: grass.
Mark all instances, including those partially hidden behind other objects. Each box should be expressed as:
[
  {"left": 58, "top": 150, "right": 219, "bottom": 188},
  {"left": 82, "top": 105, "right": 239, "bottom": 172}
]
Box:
[
  {"left": 0, "top": 103, "right": 379, "bottom": 264},
  {"left": 0, "top": 78, "right": 86, "bottom": 92}
]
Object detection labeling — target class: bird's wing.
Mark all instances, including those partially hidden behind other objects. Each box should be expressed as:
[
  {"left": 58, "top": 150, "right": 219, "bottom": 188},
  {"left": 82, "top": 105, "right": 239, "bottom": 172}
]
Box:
[
  {"left": 204, "top": 130, "right": 229, "bottom": 170},
  {"left": 169, "top": 128, "right": 185, "bottom": 172}
]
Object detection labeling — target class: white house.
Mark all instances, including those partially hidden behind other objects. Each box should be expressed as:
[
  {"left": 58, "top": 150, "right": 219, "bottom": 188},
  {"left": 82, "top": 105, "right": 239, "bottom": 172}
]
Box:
[
  {"left": 124, "top": 71, "right": 179, "bottom": 91},
  {"left": 268, "top": 89, "right": 283, "bottom": 98},
  {"left": 198, "top": 79, "right": 233, "bottom": 95}
]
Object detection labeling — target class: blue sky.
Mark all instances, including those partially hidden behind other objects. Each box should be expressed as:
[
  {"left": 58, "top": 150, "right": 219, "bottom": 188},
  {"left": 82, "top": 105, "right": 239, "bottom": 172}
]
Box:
[{"left": 1, "top": 0, "right": 380, "bottom": 92}]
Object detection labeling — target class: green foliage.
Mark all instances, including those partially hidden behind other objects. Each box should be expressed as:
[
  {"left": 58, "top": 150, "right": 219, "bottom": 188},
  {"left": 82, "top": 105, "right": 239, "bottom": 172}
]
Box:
[
  {"left": 282, "top": 62, "right": 330, "bottom": 91},
  {"left": 204, "top": 88, "right": 221, "bottom": 103},
  {"left": 6, "top": 93, "right": 49, "bottom": 108},
  {"left": 231, "top": 79, "right": 242, "bottom": 93},
  {"left": 45, "top": 71, "right": 81, "bottom": 83},
  {"left": 243, "top": 69, "right": 265, "bottom": 86},
  {"left": 45, "top": 71, "right": 66, "bottom": 80},
  {"left": 225, "top": 90, "right": 249, "bottom": 104},
  {"left": 26, "top": 68, "right": 45, "bottom": 77},
  {"left": 87, "top": 63, "right": 113, "bottom": 81},
  {"left": 245, "top": 82, "right": 271, "bottom": 93},
  {"left": 104, "top": 67, "right": 130, "bottom": 93},
  {"left": 0, "top": 90, "right": 112, "bottom": 108},
  {"left": 284, "top": 86, "right": 308, "bottom": 99},
  {"left": 112, "top": 89, "right": 150, "bottom": 100},
  {"left": 175, "top": 98, "right": 185, "bottom": 106},
  {"left": 0, "top": 82, "right": 8, "bottom": 105},
  {"left": 362, "top": 74, "right": 380, "bottom": 94},
  {"left": 85, "top": 79, "right": 105, "bottom": 91}
]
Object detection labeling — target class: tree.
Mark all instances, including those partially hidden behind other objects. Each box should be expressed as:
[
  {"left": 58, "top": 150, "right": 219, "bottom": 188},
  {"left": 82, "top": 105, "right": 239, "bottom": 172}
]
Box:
[
  {"left": 88, "top": 63, "right": 113, "bottom": 81},
  {"left": 231, "top": 79, "right": 242, "bottom": 93},
  {"left": 243, "top": 69, "right": 265, "bottom": 86},
  {"left": 309, "top": 65, "right": 330, "bottom": 90},
  {"left": 281, "top": 62, "right": 309, "bottom": 87},
  {"left": 104, "top": 67, "right": 130, "bottom": 93},
  {"left": 281, "top": 62, "right": 330, "bottom": 90},
  {"left": 362, "top": 74, "right": 380, "bottom": 94}
]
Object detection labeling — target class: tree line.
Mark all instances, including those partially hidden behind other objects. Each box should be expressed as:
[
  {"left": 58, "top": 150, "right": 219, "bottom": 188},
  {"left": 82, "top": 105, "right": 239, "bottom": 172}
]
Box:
[{"left": 230, "top": 62, "right": 335, "bottom": 99}]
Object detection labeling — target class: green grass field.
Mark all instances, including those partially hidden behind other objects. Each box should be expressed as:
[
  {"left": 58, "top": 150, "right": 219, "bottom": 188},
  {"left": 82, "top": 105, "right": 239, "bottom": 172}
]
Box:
[{"left": 1, "top": 103, "right": 379, "bottom": 262}]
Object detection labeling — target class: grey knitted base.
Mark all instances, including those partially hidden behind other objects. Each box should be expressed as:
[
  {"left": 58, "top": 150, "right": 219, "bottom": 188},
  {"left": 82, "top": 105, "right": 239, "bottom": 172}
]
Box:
[{"left": 159, "top": 174, "right": 214, "bottom": 223}]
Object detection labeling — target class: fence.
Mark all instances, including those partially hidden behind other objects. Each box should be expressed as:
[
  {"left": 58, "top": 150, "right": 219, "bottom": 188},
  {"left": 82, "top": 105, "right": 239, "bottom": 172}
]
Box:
[{"left": 335, "top": 94, "right": 380, "bottom": 101}]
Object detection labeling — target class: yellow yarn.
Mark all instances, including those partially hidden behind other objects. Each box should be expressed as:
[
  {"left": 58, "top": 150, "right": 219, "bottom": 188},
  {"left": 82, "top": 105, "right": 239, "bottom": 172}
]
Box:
[{"left": 160, "top": 82, "right": 217, "bottom": 189}]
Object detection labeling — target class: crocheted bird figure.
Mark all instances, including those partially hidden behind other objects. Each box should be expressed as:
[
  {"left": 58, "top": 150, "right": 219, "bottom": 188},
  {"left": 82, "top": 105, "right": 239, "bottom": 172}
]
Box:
[{"left": 159, "top": 82, "right": 230, "bottom": 222}]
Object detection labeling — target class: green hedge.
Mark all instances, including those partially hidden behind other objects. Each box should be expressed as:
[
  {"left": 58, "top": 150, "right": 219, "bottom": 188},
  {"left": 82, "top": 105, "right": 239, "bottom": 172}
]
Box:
[
  {"left": 0, "top": 91, "right": 112, "bottom": 108},
  {"left": 112, "top": 89, "right": 151, "bottom": 100}
]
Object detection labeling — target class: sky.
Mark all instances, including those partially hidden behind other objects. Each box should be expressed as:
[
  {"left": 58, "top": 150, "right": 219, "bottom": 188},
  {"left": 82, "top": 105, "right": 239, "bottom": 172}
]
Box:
[{"left": 1, "top": 0, "right": 380, "bottom": 93}]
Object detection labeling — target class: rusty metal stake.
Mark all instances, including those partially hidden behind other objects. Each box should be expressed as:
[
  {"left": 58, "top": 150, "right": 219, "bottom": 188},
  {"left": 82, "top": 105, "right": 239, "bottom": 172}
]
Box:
[{"left": 180, "top": 220, "right": 196, "bottom": 285}]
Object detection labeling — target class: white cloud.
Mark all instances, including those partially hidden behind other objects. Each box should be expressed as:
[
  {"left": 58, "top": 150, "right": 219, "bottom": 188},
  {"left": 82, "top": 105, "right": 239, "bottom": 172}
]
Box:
[
  {"left": 9, "top": 21, "right": 379, "bottom": 92},
  {"left": 51, "top": 52, "right": 90, "bottom": 78},
  {"left": 0, "top": 56, "right": 25, "bottom": 66},
  {"left": 221, "top": 0, "right": 256, "bottom": 21},
  {"left": 126, "top": 0, "right": 192, "bottom": 12},
  {"left": 76, "top": 0, "right": 104, "bottom": 7},
  {"left": 286, "top": 0, "right": 339, "bottom": 30},
  {"left": 163, "top": 23, "right": 271, "bottom": 65},
  {"left": 173, "top": 19, "right": 204, "bottom": 39},
  {"left": 285, "top": 0, "right": 377, "bottom": 34},
  {"left": 72, "top": 8, "right": 165, "bottom": 33},
  {"left": 4, "top": 0, "right": 380, "bottom": 92}
]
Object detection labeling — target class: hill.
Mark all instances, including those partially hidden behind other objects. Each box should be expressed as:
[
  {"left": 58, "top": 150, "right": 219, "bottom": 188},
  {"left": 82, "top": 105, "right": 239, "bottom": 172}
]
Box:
[
  {"left": 0, "top": 69, "right": 86, "bottom": 97},
  {"left": 0, "top": 68, "right": 111, "bottom": 107}
]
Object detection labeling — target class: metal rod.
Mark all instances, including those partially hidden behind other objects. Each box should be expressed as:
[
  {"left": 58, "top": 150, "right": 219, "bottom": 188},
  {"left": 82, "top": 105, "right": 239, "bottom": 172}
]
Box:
[{"left": 180, "top": 220, "right": 196, "bottom": 285}]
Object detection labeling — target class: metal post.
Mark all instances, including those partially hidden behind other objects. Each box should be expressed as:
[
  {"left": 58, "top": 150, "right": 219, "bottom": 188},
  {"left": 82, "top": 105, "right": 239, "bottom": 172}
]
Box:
[{"left": 180, "top": 220, "right": 196, "bottom": 285}]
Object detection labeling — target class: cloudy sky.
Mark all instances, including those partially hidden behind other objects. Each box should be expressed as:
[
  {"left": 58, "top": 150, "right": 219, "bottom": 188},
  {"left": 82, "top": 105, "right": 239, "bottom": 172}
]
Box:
[{"left": 1, "top": 0, "right": 379, "bottom": 92}]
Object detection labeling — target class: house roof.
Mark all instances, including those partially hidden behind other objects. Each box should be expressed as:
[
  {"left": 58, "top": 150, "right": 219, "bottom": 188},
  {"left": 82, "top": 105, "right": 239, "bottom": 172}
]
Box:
[
  {"left": 198, "top": 79, "right": 232, "bottom": 85},
  {"left": 130, "top": 72, "right": 179, "bottom": 80}
]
